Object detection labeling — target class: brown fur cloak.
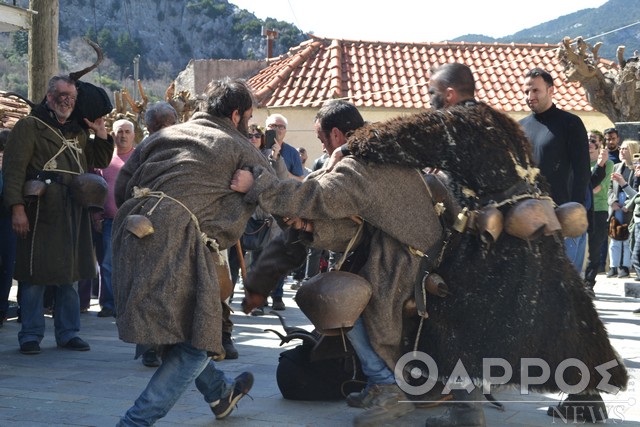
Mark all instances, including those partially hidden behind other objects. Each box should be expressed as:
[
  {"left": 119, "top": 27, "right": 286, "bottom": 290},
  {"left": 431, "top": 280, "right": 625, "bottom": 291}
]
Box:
[{"left": 347, "top": 102, "right": 628, "bottom": 393}]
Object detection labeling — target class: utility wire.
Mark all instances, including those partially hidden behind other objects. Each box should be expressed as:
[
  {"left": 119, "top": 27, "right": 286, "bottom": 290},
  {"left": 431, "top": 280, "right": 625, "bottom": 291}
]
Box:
[
  {"left": 583, "top": 20, "right": 640, "bottom": 43},
  {"left": 286, "top": 0, "right": 303, "bottom": 31},
  {"left": 271, "top": 18, "right": 640, "bottom": 108}
]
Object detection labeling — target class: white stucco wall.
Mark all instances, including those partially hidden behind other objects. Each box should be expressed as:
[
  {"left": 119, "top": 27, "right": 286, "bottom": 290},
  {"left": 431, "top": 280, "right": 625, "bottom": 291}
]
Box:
[{"left": 255, "top": 107, "right": 614, "bottom": 164}]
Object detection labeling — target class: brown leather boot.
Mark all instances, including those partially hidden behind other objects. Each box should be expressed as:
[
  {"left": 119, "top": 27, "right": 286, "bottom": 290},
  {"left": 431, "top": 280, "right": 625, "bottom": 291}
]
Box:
[
  {"left": 353, "top": 383, "right": 415, "bottom": 426},
  {"left": 346, "top": 384, "right": 380, "bottom": 408},
  {"left": 424, "top": 388, "right": 486, "bottom": 427}
]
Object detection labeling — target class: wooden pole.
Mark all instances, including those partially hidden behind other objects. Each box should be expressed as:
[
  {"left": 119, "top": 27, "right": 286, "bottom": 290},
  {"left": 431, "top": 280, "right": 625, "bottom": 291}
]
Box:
[
  {"left": 235, "top": 241, "right": 247, "bottom": 284},
  {"left": 28, "top": 0, "right": 58, "bottom": 101}
]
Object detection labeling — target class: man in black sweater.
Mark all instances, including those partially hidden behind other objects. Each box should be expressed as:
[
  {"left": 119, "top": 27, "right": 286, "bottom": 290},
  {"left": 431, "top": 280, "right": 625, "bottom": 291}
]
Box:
[
  {"left": 520, "top": 67, "right": 590, "bottom": 271},
  {"left": 520, "top": 68, "right": 605, "bottom": 423}
]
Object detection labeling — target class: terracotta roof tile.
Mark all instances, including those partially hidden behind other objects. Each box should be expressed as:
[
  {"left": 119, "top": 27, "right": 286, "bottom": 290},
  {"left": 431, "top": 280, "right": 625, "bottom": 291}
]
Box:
[{"left": 248, "top": 37, "right": 616, "bottom": 112}]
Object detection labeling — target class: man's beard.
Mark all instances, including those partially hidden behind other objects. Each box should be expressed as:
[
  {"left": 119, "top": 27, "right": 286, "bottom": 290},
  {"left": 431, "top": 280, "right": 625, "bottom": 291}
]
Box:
[
  {"left": 430, "top": 94, "right": 445, "bottom": 110},
  {"left": 236, "top": 114, "right": 250, "bottom": 135},
  {"left": 49, "top": 100, "right": 74, "bottom": 122}
]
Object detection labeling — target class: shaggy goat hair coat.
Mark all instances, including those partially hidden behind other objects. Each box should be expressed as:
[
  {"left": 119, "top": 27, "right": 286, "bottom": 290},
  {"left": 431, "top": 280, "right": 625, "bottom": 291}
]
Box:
[{"left": 347, "top": 102, "right": 628, "bottom": 393}]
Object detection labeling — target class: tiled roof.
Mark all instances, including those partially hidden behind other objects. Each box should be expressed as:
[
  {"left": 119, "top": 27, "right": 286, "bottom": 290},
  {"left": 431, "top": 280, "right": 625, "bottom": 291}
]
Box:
[
  {"left": 0, "top": 90, "right": 30, "bottom": 129},
  {"left": 248, "top": 36, "right": 616, "bottom": 112}
]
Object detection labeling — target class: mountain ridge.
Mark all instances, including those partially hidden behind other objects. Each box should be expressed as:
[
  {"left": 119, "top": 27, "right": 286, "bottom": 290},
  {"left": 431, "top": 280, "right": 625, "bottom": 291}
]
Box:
[
  {"left": 1, "top": 0, "right": 638, "bottom": 99},
  {"left": 452, "top": 0, "right": 640, "bottom": 61}
]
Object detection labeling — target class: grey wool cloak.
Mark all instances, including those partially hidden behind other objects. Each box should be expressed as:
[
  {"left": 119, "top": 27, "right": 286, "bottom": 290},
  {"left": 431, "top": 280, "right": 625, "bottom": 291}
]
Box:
[
  {"left": 2, "top": 105, "right": 114, "bottom": 285},
  {"left": 244, "top": 159, "right": 446, "bottom": 369},
  {"left": 112, "top": 113, "right": 271, "bottom": 354}
]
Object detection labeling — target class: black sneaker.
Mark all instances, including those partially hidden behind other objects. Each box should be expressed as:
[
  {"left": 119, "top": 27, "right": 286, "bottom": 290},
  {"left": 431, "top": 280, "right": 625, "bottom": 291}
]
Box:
[
  {"left": 272, "top": 297, "right": 286, "bottom": 311},
  {"left": 20, "top": 341, "right": 41, "bottom": 355},
  {"left": 97, "top": 307, "right": 115, "bottom": 318},
  {"left": 59, "top": 337, "right": 90, "bottom": 351},
  {"left": 142, "top": 349, "right": 161, "bottom": 367},
  {"left": 211, "top": 372, "right": 254, "bottom": 419},
  {"left": 250, "top": 307, "right": 265, "bottom": 316},
  {"left": 606, "top": 268, "right": 618, "bottom": 278},
  {"left": 618, "top": 267, "right": 630, "bottom": 278}
]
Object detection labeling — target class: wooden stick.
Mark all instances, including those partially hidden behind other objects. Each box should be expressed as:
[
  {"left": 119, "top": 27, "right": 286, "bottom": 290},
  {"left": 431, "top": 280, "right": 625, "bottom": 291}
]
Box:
[{"left": 235, "top": 240, "right": 247, "bottom": 284}]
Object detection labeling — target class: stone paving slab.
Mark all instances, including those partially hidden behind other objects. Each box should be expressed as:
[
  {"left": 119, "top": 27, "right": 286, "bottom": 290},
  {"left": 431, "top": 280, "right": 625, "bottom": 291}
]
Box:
[{"left": 0, "top": 274, "right": 639, "bottom": 426}]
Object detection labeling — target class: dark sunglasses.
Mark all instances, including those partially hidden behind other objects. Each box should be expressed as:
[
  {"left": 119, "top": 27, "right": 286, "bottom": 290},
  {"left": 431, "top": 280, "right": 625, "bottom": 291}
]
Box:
[{"left": 248, "top": 133, "right": 262, "bottom": 139}]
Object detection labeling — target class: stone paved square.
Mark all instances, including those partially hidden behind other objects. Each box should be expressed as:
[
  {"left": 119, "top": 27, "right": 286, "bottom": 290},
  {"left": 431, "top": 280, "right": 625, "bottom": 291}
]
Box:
[{"left": 0, "top": 274, "right": 638, "bottom": 426}]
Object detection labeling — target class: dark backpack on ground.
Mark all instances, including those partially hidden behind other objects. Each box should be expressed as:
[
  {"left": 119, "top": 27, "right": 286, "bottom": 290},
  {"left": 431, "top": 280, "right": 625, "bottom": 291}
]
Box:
[
  {"left": 277, "top": 339, "right": 366, "bottom": 401},
  {"left": 265, "top": 313, "right": 366, "bottom": 401}
]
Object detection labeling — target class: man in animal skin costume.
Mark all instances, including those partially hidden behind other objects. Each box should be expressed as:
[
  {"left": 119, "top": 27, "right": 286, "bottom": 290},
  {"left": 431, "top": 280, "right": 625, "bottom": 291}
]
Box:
[
  {"left": 235, "top": 63, "right": 627, "bottom": 426},
  {"left": 237, "top": 100, "right": 453, "bottom": 426},
  {"left": 344, "top": 62, "right": 628, "bottom": 425}
]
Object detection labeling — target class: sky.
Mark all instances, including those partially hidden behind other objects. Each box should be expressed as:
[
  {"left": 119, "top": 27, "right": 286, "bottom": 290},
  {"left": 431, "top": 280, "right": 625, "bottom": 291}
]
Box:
[{"left": 230, "top": 0, "right": 609, "bottom": 43}]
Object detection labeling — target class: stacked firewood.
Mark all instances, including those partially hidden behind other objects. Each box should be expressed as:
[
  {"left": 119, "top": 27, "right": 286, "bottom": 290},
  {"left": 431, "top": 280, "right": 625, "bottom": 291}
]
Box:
[{"left": 0, "top": 91, "right": 31, "bottom": 130}]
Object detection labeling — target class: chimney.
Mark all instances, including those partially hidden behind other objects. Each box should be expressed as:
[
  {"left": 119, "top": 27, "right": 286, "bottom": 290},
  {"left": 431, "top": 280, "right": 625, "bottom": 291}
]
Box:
[{"left": 261, "top": 27, "right": 279, "bottom": 59}]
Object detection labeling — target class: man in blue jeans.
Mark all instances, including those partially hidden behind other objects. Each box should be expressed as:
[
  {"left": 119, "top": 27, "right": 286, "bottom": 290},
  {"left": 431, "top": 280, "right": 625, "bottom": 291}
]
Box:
[
  {"left": 112, "top": 79, "right": 261, "bottom": 425},
  {"left": 2, "top": 75, "right": 114, "bottom": 354}
]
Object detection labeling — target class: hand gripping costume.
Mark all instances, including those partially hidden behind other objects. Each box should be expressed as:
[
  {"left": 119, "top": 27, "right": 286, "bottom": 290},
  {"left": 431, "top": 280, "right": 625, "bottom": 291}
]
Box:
[{"left": 244, "top": 160, "right": 448, "bottom": 368}]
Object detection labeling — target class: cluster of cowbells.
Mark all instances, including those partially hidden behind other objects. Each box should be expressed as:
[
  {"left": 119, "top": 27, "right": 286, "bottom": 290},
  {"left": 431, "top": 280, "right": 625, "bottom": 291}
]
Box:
[
  {"left": 294, "top": 199, "right": 588, "bottom": 337},
  {"left": 23, "top": 173, "right": 108, "bottom": 211},
  {"left": 475, "top": 199, "right": 588, "bottom": 243}
]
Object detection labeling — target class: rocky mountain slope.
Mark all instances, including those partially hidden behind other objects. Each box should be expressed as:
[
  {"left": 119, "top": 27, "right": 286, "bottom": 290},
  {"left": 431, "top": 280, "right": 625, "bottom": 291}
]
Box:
[
  {"left": 0, "top": 0, "right": 306, "bottom": 97},
  {"left": 1, "top": 0, "right": 638, "bottom": 98}
]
